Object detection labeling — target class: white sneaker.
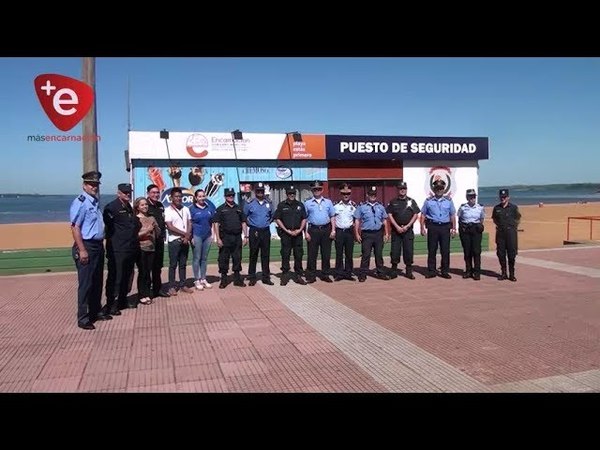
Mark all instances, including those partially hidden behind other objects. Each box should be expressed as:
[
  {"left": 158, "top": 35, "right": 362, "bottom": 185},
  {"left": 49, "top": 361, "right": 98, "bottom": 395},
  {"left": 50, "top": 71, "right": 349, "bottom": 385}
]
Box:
[
  {"left": 201, "top": 279, "right": 212, "bottom": 289},
  {"left": 194, "top": 280, "right": 204, "bottom": 291}
]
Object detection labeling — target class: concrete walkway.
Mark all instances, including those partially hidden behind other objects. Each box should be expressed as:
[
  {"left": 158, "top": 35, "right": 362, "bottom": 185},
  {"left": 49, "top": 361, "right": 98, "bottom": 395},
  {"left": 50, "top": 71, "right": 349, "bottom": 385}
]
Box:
[{"left": 1, "top": 245, "right": 599, "bottom": 392}]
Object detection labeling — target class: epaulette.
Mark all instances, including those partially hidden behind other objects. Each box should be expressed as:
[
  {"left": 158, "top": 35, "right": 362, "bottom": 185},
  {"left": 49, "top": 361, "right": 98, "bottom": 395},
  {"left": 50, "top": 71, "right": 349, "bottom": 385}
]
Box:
[
  {"left": 461, "top": 203, "right": 467, "bottom": 207},
  {"left": 78, "top": 194, "right": 85, "bottom": 202}
]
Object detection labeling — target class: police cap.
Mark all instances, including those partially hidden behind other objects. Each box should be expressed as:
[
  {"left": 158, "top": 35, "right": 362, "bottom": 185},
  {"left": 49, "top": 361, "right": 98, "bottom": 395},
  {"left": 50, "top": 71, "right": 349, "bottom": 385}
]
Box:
[
  {"left": 339, "top": 183, "right": 352, "bottom": 194},
  {"left": 432, "top": 179, "right": 446, "bottom": 190},
  {"left": 82, "top": 171, "right": 102, "bottom": 184},
  {"left": 499, "top": 188, "right": 509, "bottom": 198},
  {"left": 396, "top": 180, "right": 407, "bottom": 189},
  {"left": 466, "top": 189, "right": 477, "bottom": 197},
  {"left": 285, "top": 185, "right": 296, "bottom": 194},
  {"left": 118, "top": 183, "right": 132, "bottom": 193},
  {"left": 310, "top": 180, "right": 323, "bottom": 190},
  {"left": 224, "top": 187, "right": 235, "bottom": 196},
  {"left": 367, "top": 186, "right": 378, "bottom": 195},
  {"left": 254, "top": 182, "right": 265, "bottom": 191}
]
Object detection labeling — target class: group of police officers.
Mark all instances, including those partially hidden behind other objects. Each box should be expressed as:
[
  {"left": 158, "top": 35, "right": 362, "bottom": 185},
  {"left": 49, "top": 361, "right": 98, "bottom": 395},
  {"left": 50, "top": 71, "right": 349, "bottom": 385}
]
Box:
[{"left": 70, "top": 172, "right": 521, "bottom": 330}]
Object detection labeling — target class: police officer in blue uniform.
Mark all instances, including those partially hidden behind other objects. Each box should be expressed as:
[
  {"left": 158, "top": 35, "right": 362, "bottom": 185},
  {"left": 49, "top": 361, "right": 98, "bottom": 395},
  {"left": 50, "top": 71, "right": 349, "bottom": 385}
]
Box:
[
  {"left": 492, "top": 188, "right": 521, "bottom": 281},
  {"left": 354, "top": 186, "right": 390, "bottom": 282},
  {"left": 387, "top": 180, "right": 420, "bottom": 280},
  {"left": 304, "top": 180, "right": 336, "bottom": 283},
  {"left": 333, "top": 183, "right": 357, "bottom": 281},
  {"left": 420, "top": 179, "right": 457, "bottom": 279},
  {"left": 273, "top": 185, "right": 307, "bottom": 286},
  {"left": 212, "top": 187, "right": 249, "bottom": 288},
  {"left": 244, "top": 182, "right": 274, "bottom": 286},
  {"left": 103, "top": 183, "right": 141, "bottom": 314},
  {"left": 70, "top": 171, "right": 111, "bottom": 330},
  {"left": 457, "top": 188, "right": 485, "bottom": 280}
]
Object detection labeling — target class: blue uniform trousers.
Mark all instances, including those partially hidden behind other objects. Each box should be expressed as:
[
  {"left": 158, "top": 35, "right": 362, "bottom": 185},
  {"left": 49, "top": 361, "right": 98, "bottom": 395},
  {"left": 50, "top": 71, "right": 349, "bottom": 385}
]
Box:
[{"left": 73, "top": 240, "right": 104, "bottom": 326}]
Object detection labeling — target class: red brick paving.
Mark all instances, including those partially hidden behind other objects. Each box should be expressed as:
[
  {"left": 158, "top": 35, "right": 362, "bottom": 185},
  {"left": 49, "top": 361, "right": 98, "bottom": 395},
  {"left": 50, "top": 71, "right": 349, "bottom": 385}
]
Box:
[{"left": 1, "top": 246, "right": 599, "bottom": 391}]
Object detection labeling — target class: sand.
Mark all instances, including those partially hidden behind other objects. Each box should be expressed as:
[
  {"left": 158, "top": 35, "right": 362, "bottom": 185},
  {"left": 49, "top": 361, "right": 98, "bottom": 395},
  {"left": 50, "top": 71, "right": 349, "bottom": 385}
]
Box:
[{"left": 0, "top": 203, "right": 598, "bottom": 251}]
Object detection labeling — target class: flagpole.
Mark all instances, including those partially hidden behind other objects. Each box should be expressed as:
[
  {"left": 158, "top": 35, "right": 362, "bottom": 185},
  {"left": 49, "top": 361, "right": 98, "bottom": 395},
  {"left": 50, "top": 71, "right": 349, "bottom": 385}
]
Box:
[{"left": 82, "top": 57, "right": 98, "bottom": 174}]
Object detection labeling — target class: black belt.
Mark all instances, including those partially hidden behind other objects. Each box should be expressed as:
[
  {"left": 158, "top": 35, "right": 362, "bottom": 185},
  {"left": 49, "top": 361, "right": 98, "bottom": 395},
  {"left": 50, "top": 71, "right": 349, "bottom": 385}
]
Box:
[
  {"left": 249, "top": 226, "right": 270, "bottom": 230},
  {"left": 309, "top": 224, "right": 331, "bottom": 229},
  {"left": 83, "top": 239, "right": 103, "bottom": 243},
  {"left": 426, "top": 220, "right": 450, "bottom": 226},
  {"left": 362, "top": 228, "right": 382, "bottom": 233},
  {"left": 336, "top": 227, "right": 353, "bottom": 232}
]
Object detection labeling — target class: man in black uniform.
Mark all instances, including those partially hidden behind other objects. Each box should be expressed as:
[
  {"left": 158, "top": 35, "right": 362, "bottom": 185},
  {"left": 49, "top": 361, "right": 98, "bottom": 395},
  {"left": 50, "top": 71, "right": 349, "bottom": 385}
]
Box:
[
  {"left": 146, "top": 184, "right": 170, "bottom": 298},
  {"left": 492, "top": 188, "right": 521, "bottom": 282},
  {"left": 103, "top": 183, "right": 140, "bottom": 315},
  {"left": 212, "top": 187, "right": 248, "bottom": 289},
  {"left": 273, "top": 185, "right": 307, "bottom": 286},
  {"left": 69, "top": 171, "right": 112, "bottom": 330},
  {"left": 386, "top": 180, "right": 420, "bottom": 280}
]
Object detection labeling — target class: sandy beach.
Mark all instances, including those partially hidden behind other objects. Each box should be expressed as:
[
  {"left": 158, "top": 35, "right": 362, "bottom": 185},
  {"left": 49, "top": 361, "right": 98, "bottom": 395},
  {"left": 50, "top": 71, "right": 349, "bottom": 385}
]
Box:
[{"left": 0, "top": 203, "right": 598, "bottom": 251}]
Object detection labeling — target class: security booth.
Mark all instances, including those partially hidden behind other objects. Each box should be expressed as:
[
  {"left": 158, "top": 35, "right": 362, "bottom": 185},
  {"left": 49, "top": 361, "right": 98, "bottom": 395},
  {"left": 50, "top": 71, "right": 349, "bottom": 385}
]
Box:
[{"left": 127, "top": 130, "right": 489, "bottom": 249}]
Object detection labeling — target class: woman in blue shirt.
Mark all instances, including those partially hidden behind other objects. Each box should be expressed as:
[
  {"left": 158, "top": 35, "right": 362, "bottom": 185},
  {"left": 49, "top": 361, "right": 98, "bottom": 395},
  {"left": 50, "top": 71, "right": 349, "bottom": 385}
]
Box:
[{"left": 190, "top": 189, "right": 216, "bottom": 290}]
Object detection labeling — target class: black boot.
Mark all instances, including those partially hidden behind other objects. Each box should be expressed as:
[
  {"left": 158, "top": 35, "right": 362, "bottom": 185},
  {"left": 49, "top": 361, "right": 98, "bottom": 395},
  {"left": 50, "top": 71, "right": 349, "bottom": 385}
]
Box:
[
  {"left": 405, "top": 266, "right": 415, "bottom": 280},
  {"left": 389, "top": 263, "right": 398, "bottom": 279},
  {"left": 219, "top": 275, "right": 228, "bottom": 289},
  {"left": 233, "top": 272, "right": 246, "bottom": 287},
  {"left": 498, "top": 268, "right": 508, "bottom": 280},
  {"left": 509, "top": 265, "right": 517, "bottom": 282}
]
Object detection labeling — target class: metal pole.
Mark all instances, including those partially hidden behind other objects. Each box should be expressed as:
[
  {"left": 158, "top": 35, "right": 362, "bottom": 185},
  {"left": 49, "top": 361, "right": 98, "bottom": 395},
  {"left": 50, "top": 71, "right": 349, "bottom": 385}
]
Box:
[{"left": 82, "top": 57, "right": 98, "bottom": 174}]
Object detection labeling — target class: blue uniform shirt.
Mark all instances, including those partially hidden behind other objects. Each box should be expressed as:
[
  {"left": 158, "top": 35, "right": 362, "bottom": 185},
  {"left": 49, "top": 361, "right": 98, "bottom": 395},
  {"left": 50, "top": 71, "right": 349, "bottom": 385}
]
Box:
[
  {"left": 304, "top": 197, "right": 335, "bottom": 226},
  {"left": 334, "top": 200, "right": 357, "bottom": 229},
  {"left": 190, "top": 203, "right": 216, "bottom": 238},
  {"left": 69, "top": 191, "right": 104, "bottom": 240},
  {"left": 243, "top": 198, "right": 273, "bottom": 228},
  {"left": 458, "top": 202, "right": 485, "bottom": 224},
  {"left": 421, "top": 196, "right": 456, "bottom": 223},
  {"left": 354, "top": 201, "right": 387, "bottom": 231}
]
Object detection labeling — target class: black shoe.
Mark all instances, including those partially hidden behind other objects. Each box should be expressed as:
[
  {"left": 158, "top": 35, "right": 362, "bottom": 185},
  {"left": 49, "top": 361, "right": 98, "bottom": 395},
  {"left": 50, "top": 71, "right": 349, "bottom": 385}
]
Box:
[
  {"left": 473, "top": 273, "right": 481, "bottom": 281},
  {"left": 293, "top": 276, "right": 307, "bottom": 285},
  {"left": 108, "top": 306, "right": 121, "bottom": 316},
  {"left": 248, "top": 279, "right": 257, "bottom": 286},
  {"left": 376, "top": 272, "right": 390, "bottom": 280},
  {"left": 389, "top": 271, "right": 398, "bottom": 279},
  {"left": 334, "top": 275, "right": 343, "bottom": 282},
  {"left": 94, "top": 314, "right": 112, "bottom": 322},
  {"left": 320, "top": 276, "right": 333, "bottom": 283},
  {"left": 280, "top": 276, "right": 289, "bottom": 286},
  {"left": 462, "top": 272, "right": 471, "bottom": 279},
  {"left": 498, "top": 272, "right": 508, "bottom": 281},
  {"left": 345, "top": 274, "right": 356, "bottom": 281},
  {"left": 425, "top": 272, "right": 436, "bottom": 279},
  {"left": 219, "top": 278, "right": 227, "bottom": 289},
  {"left": 127, "top": 301, "right": 138, "bottom": 309},
  {"left": 358, "top": 275, "right": 366, "bottom": 283},
  {"left": 439, "top": 273, "right": 452, "bottom": 279},
  {"left": 157, "top": 291, "right": 171, "bottom": 298},
  {"left": 509, "top": 276, "right": 517, "bottom": 282},
  {"left": 405, "top": 271, "right": 415, "bottom": 280},
  {"left": 262, "top": 279, "right": 274, "bottom": 286},
  {"left": 233, "top": 279, "right": 246, "bottom": 287},
  {"left": 78, "top": 323, "right": 95, "bottom": 330},
  {"left": 305, "top": 277, "right": 316, "bottom": 284}
]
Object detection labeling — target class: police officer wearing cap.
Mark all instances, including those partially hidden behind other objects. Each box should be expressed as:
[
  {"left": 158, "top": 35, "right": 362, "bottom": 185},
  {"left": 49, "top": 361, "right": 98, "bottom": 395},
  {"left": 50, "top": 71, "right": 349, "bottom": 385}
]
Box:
[
  {"left": 70, "top": 171, "right": 111, "bottom": 330},
  {"left": 420, "top": 179, "right": 457, "bottom": 279},
  {"left": 244, "top": 182, "right": 274, "bottom": 286},
  {"left": 274, "top": 185, "right": 307, "bottom": 286},
  {"left": 492, "top": 188, "right": 521, "bottom": 281},
  {"left": 304, "top": 180, "right": 336, "bottom": 283},
  {"left": 146, "top": 184, "right": 170, "bottom": 298},
  {"left": 103, "top": 182, "right": 141, "bottom": 314},
  {"left": 333, "top": 183, "right": 357, "bottom": 281},
  {"left": 212, "top": 187, "right": 248, "bottom": 288},
  {"left": 457, "top": 189, "right": 485, "bottom": 280},
  {"left": 387, "top": 180, "right": 420, "bottom": 280},
  {"left": 354, "top": 186, "right": 390, "bottom": 282}
]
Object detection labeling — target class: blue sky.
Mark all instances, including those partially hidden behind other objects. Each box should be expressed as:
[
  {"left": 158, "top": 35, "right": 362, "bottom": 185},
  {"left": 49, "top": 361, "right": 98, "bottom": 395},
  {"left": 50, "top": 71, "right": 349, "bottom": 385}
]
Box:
[{"left": 2, "top": 57, "right": 599, "bottom": 194}]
